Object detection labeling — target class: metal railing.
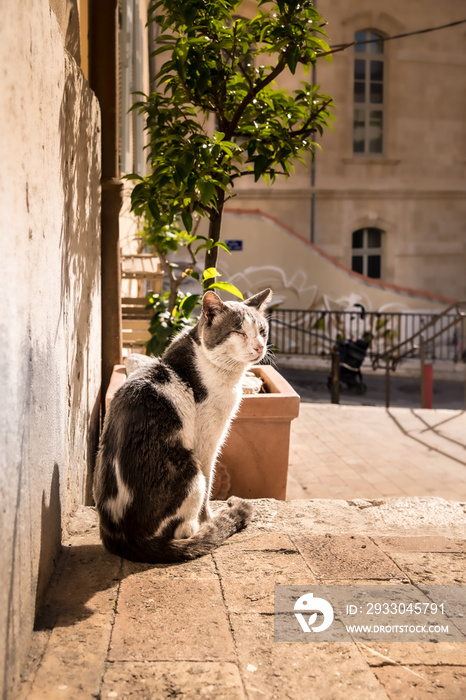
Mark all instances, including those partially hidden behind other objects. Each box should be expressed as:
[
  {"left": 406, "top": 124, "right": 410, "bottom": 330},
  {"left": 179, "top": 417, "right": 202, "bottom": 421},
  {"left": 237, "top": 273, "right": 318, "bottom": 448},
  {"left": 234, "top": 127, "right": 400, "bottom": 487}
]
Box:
[{"left": 269, "top": 305, "right": 466, "bottom": 365}]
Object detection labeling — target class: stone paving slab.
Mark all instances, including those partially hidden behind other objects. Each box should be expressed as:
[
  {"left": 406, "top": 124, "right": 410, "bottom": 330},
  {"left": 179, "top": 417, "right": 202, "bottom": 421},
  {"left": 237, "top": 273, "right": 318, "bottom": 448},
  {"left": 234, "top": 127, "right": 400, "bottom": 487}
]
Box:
[
  {"left": 214, "top": 546, "right": 316, "bottom": 614},
  {"left": 372, "top": 536, "right": 466, "bottom": 554},
  {"left": 110, "top": 578, "right": 235, "bottom": 663},
  {"left": 101, "top": 661, "right": 245, "bottom": 699},
  {"left": 386, "top": 552, "right": 465, "bottom": 586},
  {"left": 287, "top": 404, "right": 466, "bottom": 501},
  {"left": 15, "top": 500, "right": 466, "bottom": 700},
  {"left": 294, "top": 535, "right": 403, "bottom": 581},
  {"left": 372, "top": 664, "right": 466, "bottom": 700},
  {"left": 242, "top": 497, "right": 466, "bottom": 539},
  {"left": 229, "top": 613, "right": 391, "bottom": 700}
]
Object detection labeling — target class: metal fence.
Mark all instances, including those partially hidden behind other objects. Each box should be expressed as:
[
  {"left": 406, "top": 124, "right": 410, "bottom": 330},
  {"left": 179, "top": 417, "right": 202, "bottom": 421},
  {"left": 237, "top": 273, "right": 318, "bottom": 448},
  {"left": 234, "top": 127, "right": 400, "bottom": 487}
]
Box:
[{"left": 268, "top": 308, "right": 466, "bottom": 364}]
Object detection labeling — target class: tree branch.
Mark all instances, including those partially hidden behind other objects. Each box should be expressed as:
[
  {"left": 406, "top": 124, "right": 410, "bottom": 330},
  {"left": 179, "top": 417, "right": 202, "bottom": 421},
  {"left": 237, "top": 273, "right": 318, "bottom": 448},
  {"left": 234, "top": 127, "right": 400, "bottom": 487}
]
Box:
[
  {"left": 225, "top": 52, "right": 289, "bottom": 139},
  {"left": 153, "top": 244, "right": 179, "bottom": 312},
  {"left": 230, "top": 169, "right": 289, "bottom": 179},
  {"left": 317, "top": 41, "right": 355, "bottom": 58},
  {"left": 290, "top": 98, "right": 333, "bottom": 137}
]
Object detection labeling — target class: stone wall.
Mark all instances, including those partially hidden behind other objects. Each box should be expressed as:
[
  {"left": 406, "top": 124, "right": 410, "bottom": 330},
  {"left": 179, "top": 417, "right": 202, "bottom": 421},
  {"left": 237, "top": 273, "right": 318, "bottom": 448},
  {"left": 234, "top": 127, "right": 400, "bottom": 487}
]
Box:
[{"left": 0, "top": 2, "right": 101, "bottom": 696}]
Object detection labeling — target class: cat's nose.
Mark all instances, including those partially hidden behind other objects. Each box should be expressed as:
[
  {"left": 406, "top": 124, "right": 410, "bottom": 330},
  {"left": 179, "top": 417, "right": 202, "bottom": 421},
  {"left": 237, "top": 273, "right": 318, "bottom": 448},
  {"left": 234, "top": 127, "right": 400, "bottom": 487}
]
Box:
[{"left": 253, "top": 343, "right": 265, "bottom": 354}]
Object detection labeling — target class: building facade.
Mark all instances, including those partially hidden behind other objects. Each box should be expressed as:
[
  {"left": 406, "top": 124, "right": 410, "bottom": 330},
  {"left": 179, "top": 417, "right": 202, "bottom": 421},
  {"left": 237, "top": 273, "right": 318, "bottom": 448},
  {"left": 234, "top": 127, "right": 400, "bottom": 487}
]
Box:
[{"left": 226, "top": 0, "right": 466, "bottom": 305}]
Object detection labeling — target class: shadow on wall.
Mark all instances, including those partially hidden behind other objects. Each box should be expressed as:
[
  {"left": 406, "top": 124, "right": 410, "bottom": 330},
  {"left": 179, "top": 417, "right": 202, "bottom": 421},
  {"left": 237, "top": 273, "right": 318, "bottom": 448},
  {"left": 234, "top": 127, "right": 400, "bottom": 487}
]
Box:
[
  {"left": 49, "top": 0, "right": 81, "bottom": 65},
  {"left": 58, "top": 55, "right": 101, "bottom": 510},
  {"left": 35, "top": 464, "right": 62, "bottom": 617}
]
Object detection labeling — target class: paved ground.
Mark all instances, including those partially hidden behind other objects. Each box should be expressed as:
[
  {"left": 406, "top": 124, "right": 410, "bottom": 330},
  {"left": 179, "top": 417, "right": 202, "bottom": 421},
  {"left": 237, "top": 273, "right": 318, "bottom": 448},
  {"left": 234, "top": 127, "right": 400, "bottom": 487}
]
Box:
[
  {"left": 287, "top": 404, "right": 466, "bottom": 502},
  {"left": 15, "top": 394, "right": 466, "bottom": 699},
  {"left": 15, "top": 500, "right": 466, "bottom": 700}
]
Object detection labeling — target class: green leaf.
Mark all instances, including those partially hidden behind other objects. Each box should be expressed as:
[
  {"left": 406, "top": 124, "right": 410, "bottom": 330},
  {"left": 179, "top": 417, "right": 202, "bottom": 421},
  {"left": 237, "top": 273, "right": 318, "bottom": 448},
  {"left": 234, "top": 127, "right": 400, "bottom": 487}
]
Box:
[
  {"left": 209, "top": 282, "right": 243, "bottom": 299},
  {"left": 287, "top": 46, "right": 300, "bottom": 74},
  {"left": 181, "top": 210, "right": 193, "bottom": 232},
  {"left": 213, "top": 241, "right": 231, "bottom": 254},
  {"left": 253, "top": 155, "right": 270, "bottom": 182},
  {"left": 198, "top": 180, "right": 216, "bottom": 205},
  {"left": 179, "top": 293, "right": 200, "bottom": 318},
  {"left": 151, "top": 44, "right": 173, "bottom": 57},
  {"left": 193, "top": 243, "right": 208, "bottom": 255},
  {"left": 202, "top": 267, "right": 220, "bottom": 282},
  {"left": 148, "top": 200, "right": 160, "bottom": 220}
]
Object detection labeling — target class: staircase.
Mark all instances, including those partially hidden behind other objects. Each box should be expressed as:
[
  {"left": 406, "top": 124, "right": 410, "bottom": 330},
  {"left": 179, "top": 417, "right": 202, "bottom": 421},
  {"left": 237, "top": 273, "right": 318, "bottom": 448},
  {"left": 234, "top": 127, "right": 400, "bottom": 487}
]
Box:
[{"left": 121, "top": 254, "right": 163, "bottom": 354}]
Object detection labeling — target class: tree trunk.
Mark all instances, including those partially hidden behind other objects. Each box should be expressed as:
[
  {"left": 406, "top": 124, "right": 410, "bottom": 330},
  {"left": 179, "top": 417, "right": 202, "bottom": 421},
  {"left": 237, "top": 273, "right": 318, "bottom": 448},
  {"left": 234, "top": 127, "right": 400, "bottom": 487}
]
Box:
[
  {"left": 154, "top": 245, "right": 178, "bottom": 312},
  {"left": 204, "top": 187, "right": 226, "bottom": 287}
]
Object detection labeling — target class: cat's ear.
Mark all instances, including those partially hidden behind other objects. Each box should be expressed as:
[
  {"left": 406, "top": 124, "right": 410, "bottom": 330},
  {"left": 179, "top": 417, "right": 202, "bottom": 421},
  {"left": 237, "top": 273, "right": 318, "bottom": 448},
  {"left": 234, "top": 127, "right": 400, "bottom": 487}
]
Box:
[
  {"left": 202, "top": 290, "right": 227, "bottom": 322},
  {"left": 243, "top": 288, "right": 273, "bottom": 312}
]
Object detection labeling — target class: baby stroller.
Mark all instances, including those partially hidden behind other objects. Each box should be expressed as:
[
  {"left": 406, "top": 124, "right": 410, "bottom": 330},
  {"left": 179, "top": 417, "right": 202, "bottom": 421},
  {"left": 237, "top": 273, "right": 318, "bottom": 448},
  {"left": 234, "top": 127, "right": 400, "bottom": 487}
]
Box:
[{"left": 327, "top": 336, "right": 371, "bottom": 395}]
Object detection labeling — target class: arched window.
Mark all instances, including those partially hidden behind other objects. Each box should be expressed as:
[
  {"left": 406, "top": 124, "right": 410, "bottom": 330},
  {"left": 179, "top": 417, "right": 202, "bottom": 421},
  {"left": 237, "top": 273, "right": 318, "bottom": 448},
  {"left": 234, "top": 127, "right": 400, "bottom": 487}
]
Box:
[
  {"left": 352, "top": 228, "right": 383, "bottom": 278},
  {"left": 353, "top": 30, "right": 384, "bottom": 155}
]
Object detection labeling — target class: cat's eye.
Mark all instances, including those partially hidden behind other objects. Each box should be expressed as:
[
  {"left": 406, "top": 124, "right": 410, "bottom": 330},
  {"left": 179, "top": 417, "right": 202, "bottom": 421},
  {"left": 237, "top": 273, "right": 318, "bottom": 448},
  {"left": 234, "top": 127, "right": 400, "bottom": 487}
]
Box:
[{"left": 234, "top": 330, "right": 246, "bottom": 336}]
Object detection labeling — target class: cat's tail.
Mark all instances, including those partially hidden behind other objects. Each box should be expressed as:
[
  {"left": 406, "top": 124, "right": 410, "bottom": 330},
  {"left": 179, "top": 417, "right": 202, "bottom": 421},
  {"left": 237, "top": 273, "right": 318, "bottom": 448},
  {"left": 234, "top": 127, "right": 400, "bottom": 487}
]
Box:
[{"left": 101, "top": 497, "right": 253, "bottom": 563}]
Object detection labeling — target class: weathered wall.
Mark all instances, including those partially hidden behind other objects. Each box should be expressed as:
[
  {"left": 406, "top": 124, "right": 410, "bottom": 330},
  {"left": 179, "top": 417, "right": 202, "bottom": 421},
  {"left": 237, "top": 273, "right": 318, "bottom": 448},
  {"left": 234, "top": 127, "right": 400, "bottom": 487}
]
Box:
[{"left": 0, "top": 2, "right": 101, "bottom": 697}]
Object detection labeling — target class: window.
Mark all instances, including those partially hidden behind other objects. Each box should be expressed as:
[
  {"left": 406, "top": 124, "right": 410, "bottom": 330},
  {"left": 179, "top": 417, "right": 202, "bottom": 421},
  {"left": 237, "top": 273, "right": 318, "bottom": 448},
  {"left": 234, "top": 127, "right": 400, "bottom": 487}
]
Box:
[
  {"left": 353, "top": 30, "right": 384, "bottom": 155},
  {"left": 119, "top": 0, "right": 146, "bottom": 175},
  {"left": 352, "top": 228, "right": 383, "bottom": 278}
]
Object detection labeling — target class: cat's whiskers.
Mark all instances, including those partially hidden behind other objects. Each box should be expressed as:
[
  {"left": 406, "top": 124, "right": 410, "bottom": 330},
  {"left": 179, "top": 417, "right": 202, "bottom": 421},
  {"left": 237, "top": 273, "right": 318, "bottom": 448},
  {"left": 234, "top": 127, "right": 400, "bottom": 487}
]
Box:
[{"left": 260, "top": 345, "right": 277, "bottom": 369}]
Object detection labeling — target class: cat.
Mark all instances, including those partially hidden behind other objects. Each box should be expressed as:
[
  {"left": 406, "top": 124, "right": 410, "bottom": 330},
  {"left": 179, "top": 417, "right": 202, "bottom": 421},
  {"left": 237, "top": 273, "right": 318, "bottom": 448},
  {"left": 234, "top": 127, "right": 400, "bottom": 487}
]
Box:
[{"left": 93, "top": 288, "right": 272, "bottom": 563}]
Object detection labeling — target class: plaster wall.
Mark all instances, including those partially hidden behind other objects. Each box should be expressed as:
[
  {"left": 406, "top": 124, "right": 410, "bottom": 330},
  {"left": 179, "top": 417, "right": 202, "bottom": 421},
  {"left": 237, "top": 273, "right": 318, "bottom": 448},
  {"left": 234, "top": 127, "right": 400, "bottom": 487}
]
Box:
[
  {"left": 0, "top": 2, "right": 101, "bottom": 696},
  {"left": 219, "top": 209, "right": 451, "bottom": 313}
]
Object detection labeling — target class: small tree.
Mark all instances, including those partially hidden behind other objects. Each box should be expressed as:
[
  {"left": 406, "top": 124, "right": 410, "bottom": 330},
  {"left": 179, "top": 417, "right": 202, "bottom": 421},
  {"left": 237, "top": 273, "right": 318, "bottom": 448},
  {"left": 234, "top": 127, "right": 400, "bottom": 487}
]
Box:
[
  {"left": 129, "top": 0, "right": 337, "bottom": 353},
  {"left": 130, "top": 0, "right": 335, "bottom": 267}
]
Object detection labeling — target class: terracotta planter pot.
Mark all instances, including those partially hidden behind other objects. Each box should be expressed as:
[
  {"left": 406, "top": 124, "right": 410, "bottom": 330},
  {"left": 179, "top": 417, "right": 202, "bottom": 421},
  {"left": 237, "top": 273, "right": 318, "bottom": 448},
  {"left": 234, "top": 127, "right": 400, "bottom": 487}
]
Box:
[
  {"left": 105, "top": 363, "right": 300, "bottom": 502},
  {"left": 105, "top": 364, "right": 127, "bottom": 411}
]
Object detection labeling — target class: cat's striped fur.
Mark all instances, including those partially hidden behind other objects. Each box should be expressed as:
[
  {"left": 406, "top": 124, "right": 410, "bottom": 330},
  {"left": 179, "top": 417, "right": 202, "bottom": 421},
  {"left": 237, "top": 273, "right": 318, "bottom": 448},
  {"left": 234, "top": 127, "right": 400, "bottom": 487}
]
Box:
[{"left": 93, "top": 289, "right": 272, "bottom": 562}]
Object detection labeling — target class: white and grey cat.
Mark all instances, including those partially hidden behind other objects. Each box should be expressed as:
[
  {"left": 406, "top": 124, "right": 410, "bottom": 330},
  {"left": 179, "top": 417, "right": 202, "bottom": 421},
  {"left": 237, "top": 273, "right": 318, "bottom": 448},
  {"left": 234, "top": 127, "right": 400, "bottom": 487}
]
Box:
[{"left": 93, "top": 288, "right": 272, "bottom": 562}]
